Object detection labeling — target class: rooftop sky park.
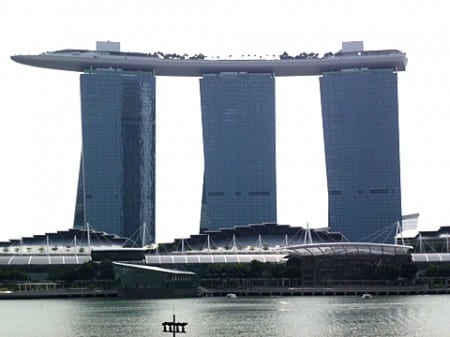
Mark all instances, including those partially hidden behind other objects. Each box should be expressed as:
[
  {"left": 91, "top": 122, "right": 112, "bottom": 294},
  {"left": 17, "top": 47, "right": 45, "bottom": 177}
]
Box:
[{"left": 11, "top": 41, "right": 407, "bottom": 76}]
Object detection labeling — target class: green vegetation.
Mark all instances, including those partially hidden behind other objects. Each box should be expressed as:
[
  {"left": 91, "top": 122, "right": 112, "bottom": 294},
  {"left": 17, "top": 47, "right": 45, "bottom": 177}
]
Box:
[
  {"left": 205, "top": 260, "right": 285, "bottom": 279},
  {"left": 48, "top": 260, "right": 115, "bottom": 284},
  {"left": 0, "top": 268, "right": 29, "bottom": 281},
  {"left": 279, "top": 51, "right": 321, "bottom": 60},
  {"left": 374, "top": 263, "right": 418, "bottom": 280},
  {"left": 424, "top": 263, "right": 450, "bottom": 277}
]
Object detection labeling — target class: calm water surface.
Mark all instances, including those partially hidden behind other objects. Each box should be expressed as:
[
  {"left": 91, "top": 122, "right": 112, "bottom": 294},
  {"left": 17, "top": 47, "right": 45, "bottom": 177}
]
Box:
[{"left": 1, "top": 295, "right": 449, "bottom": 337}]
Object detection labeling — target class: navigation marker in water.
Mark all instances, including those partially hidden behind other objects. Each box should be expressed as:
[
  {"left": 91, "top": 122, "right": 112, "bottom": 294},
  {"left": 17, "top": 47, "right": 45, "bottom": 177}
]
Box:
[{"left": 162, "top": 314, "right": 187, "bottom": 336}]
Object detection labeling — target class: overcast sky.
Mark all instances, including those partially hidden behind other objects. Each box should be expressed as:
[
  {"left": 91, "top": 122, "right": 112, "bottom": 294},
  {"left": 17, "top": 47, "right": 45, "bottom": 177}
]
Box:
[{"left": 1, "top": 0, "right": 449, "bottom": 242}]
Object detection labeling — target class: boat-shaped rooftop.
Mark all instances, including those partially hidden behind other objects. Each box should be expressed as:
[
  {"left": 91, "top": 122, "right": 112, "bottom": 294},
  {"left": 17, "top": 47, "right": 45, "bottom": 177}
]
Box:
[{"left": 11, "top": 41, "right": 407, "bottom": 77}]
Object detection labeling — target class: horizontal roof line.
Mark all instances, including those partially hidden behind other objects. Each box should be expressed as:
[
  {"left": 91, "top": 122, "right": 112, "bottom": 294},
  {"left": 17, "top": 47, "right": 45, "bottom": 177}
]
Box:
[{"left": 11, "top": 52, "right": 407, "bottom": 77}]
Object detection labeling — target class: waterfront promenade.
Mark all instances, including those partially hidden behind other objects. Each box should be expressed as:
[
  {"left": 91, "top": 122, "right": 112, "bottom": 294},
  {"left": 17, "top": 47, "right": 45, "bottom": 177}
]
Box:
[
  {"left": 0, "top": 288, "right": 118, "bottom": 300},
  {"left": 3, "top": 286, "right": 449, "bottom": 300},
  {"left": 200, "top": 285, "right": 450, "bottom": 297}
]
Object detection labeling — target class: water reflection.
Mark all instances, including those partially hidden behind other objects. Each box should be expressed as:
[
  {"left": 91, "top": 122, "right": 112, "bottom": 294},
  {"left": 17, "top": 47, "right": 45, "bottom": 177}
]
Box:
[{"left": 0, "top": 295, "right": 449, "bottom": 337}]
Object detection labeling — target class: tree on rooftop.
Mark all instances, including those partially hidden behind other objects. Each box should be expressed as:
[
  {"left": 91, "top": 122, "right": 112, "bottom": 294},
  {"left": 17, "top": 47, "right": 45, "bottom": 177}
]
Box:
[{"left": 279, "top": 51, "right": 290, "bottom": 59}]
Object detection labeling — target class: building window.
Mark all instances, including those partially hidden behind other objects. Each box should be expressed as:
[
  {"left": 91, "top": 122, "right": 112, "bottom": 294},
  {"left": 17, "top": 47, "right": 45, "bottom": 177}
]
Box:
[
  {"left": 208, "top": 192, "right": 224, "bottom": 196},
  {"left": 370, "top": 189, "right": 389, "bottom": 194},
  {"left": 248, "top": 191, "right": 270, "bottom": 196}
]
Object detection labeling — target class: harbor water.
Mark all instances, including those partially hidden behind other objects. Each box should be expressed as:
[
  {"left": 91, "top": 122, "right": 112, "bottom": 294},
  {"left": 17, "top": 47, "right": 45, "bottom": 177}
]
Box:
[{"left": 1, "top": 295, "right": 450, "bottom": 337}]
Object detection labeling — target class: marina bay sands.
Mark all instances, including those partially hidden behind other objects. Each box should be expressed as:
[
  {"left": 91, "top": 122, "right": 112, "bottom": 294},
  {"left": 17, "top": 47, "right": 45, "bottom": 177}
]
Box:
[{"left": 11, "top": 41, "right": 408, "bottom": 244}]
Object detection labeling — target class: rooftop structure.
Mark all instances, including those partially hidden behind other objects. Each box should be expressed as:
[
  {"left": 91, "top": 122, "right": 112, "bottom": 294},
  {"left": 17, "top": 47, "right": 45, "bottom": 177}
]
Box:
[
  {"left": 11, "top": 42, "right": 407, "bottom": 76},
  {"left": 412, "top": 253, "right": 450, "bottom": 263},
  {"left": 144, "top": 252, "right": 287, "bottom": 265},
  {"left": 160, "top": 222, "right": 345, "bottom": 252},
  {"left": 113, "top": 261, "right": 195, "bottom": 275},
  {"left": 0, "top": 228, "right": 127, "bottom": 249},
  {"left": 0, "top": 254, "right": 91, "bottom": 267},
  {"left": 288, "top": 242, "right": 412, "bottom": 257}
]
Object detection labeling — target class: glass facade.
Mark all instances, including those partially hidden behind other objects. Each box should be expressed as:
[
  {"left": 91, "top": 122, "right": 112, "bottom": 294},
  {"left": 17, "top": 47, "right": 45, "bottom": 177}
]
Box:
[
  {"left": 320, "top": 68, "right": 402, "bottom": 242},
  {"left": 73, "top": 157, "right": 84, "bottom": 229},
  {"left": 75, "top": 70, "right": 155, "bottom": 243},
  {"left": 199, "top": 73, "right": 277, "bottom": 232},
  {"left": 113, "top": 264, "right": 198, "bottom": 298}
]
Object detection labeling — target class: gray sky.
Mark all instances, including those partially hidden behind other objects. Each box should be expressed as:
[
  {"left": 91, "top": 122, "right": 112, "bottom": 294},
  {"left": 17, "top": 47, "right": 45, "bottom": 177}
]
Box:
[{"left": 1, "top": 0, "right": 449, "bottom": 242}]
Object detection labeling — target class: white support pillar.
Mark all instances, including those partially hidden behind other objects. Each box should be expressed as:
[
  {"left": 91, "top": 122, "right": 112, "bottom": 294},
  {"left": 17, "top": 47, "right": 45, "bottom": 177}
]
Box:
[
  {"left": 74, "top": 235, "right": 78, "bottom": 256},
  {"left": 232, "top": 234, "right": 237, "bottom": 252},
  {"left": 419, "top": 233, "right": 424, "bottom": 253},
  {"left": 142, "top": 222, "right": 147, "bottom": 247},
  {"left": 86, "top": 222, "right": 91, "bottom": 252},
  {"left": 46, "top": 235, "right": 50, "bottom": 255}
]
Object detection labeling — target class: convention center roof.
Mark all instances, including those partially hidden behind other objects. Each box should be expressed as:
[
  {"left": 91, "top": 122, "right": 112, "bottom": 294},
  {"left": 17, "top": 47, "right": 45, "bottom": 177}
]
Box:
[{"left": 287, "top": 242, "right": 413, "bottom": 257}]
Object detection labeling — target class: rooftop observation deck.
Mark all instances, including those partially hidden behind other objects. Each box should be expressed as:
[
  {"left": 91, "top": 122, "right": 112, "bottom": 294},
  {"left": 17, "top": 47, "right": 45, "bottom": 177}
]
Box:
[{"left": 11, "top": 47, "right": 407, "bottom": 77}]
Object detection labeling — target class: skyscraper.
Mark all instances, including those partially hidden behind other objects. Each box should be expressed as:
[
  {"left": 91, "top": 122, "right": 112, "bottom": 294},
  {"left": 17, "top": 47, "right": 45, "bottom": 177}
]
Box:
[
  {"left": 75, "top": 69, "right": 156, "bottom": 243},
  {"left": 320, "top": 68, "right": 402, "bottom": 242},
  {"left": 199, "top": 73, "right": 277, "bottom": 232},
  {"left": 12, "top": 41, "right": 407, "bottom": 242}
]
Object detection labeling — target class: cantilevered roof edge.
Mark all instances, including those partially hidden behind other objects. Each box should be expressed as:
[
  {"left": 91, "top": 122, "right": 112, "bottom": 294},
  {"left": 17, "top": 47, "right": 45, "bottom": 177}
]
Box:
[{"left": 11, "top": 52, "right": 407, "bottom": 77}]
